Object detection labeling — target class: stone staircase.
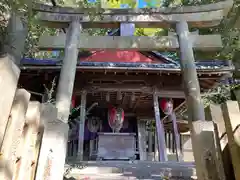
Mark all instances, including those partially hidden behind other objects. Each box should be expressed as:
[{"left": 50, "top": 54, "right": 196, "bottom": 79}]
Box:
[{"left": 64, "top": 161, "right": 197, "bottom": 180}]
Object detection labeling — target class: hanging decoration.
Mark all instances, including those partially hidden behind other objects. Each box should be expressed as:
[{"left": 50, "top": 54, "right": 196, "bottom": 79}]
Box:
[
  {"left": 108, "top": 105, "right": 125, "bottom": 133},
  {"left": 87, "top": 117, "right": 100, "bottom": 133},
  {"left": 160, "top": 98, "right": 173, "bottom": 115}
]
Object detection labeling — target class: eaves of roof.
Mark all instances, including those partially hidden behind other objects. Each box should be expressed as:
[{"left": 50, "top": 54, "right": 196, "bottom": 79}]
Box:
[{"left": 20, "top": 58, "right": 234, "bottom": 74}]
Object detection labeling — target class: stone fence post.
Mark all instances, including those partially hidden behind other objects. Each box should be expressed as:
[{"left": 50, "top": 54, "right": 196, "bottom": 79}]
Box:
[
  {"left": 35, "top": 104, "right": 69, "bottom": 180},
  {"left": 221, "top": 101, "right": 240, "bottom": 180}
]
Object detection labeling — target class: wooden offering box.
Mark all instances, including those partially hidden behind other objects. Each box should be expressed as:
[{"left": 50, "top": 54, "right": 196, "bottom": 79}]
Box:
[{"left": 97, "top": 133, "right": 136, "bottom": 160}]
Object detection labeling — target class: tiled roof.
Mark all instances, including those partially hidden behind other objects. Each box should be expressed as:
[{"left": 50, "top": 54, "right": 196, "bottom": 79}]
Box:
[{"left": 21, "top": 57, "right": 231, "bottom": 71}]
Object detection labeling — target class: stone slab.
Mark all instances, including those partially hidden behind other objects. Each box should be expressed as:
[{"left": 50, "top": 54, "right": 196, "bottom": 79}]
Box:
[
  {"left": 0, "top": 89, "right": 30, "bottom": 180},
  {"left": 35, "top": 104, "right": 69, "bottom": 180},
  {"left": 221, "top": 101, "right": 240, "bottom": 180},
  {"left": 15, "top": 101, "right": 41, "bottom": 180},
  {"left": 64, "top": 161, "right": 196, "bottom": 179},
  {"left": 39, "top": 34, "right": 223, "bottom": 51},
  {"left": 37, "top": 10, "right": 224, "bottom": 28},
  {"left": 34, "top": 0, "right": 233, "bottom": 28},
  {"left": 190, "top": 120, "right": 224, "bottom": 180},
  {"left": 0, "top": 55, "right": 20, "bottom": 149},
  {"left": 33, "top": 0, "right": 232, "bottom": 14}
]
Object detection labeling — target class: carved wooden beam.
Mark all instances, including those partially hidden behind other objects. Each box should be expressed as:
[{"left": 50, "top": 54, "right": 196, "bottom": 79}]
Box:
[
  {"left": 39, "top": 34, "right": 223, "bottom": 51},
  {"left": 76, "top": 84, "right": 185, "bottom": 98},
  {"left": 77, "top": 74, "right": 221, "bottom": 83},
  {"left": 75, "top": 84, "right": 221, "bottom": 98}
]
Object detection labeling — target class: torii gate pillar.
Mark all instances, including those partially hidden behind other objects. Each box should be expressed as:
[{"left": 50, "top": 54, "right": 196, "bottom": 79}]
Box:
[
  {"left": 51, "top": 20, "right": 81, "bottom": 180},
  {"left": 176, "top": 21, "right": 224, "bottom": 180},
  {"left": 56, "top": 21, "right": 81, "bottom": 122}
]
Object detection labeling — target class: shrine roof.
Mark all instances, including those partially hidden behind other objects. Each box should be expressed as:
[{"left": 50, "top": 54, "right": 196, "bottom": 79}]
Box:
[{"left": 20, "top": 57, "right": 233, "bottom": 73}]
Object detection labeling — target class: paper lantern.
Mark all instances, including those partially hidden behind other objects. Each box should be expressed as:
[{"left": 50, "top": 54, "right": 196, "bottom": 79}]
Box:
[
  {"left": 160, "top": 98, "right": 173, "bottom": 115},
  {"left": 108, "top": 105, "right": 124, "bottom": 132}
]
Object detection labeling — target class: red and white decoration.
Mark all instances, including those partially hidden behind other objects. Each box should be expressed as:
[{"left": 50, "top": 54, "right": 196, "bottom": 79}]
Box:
[
  {"left": 160, "top": 98, "right": 173, "bottom": 115},
  {"left": 108, "top": 105, "right": 125, "bottom": 133}
]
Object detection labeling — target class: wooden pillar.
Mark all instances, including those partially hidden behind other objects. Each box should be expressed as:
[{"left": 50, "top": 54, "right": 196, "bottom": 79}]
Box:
[
  {"left": 73, "top": 140, "right": 78, "bottom": 157},
  {"left": 176, "top": 21, "right": 220, "bottom": 180},
  {"left": 77, "top": 90, "right": 87, "bottom": 161},
  {"left": 148, "top": 130, "right": 153, "bottom": 160},
  {"left": 56, "top": 20, "right": 81, "bottom": 123},
  {"left": 154, "top": 131, "right": 159, "bottom": 161},
  {"left": 169, "top": 113, "right": 182, "bottom": 161},
  {"left": 89, "top": 140, "right": 94, "bottom": 159},
  {"left": 153, "top": 93, "right": 168, "bottom": 161},
  {"left": 137, "top": 119, "right": 147, "bottom": 160}
]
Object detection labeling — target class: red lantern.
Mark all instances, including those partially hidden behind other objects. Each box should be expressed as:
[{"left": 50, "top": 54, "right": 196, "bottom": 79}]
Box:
[
  {"left": 108, "top": 105, "right": 124, "bottom": 132},
  {"left": 160, "top": 98, "right": 173, "bottom": 115}
]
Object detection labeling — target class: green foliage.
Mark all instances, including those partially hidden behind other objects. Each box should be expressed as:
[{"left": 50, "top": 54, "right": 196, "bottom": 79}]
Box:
[
  {"left": 24, "top": 17, "right": 58, "bottom": 58},
  {"left": 203, "top": 83, "right": 240, "bottom": 106},
  {"left": 2, "top": 0, "right": 238, "bottom": 60}
]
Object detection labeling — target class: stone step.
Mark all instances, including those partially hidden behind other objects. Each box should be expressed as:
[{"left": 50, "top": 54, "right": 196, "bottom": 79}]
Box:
[
  {"left": 64, "top": 161, "right": 197, "bottom": 180},
  {"left": 65, "top": 174, "right": 196, "bottom": 180}
]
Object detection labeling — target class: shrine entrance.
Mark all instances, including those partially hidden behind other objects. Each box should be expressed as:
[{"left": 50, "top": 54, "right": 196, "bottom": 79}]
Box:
[
  {"left": 16, "top": 1, "right": 235, "bottom": 179},
  {"left": 61, "top": 68, "right": 191, "bottom": 162}
]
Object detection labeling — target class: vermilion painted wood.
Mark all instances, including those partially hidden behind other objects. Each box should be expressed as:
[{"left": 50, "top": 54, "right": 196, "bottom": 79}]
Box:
[{"left": 81, "top": 50, "right": 165, "bottom": 64}]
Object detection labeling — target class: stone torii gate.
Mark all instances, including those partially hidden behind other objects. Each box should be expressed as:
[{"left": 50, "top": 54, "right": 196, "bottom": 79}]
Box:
[{"left": 33, "top": 1, "right": 233, "bottom": 180}]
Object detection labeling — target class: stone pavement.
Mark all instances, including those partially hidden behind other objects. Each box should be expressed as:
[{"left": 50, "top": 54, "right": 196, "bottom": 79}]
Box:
[{"left": 64, "top": 161, "right": 197, "bottom": 180}]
